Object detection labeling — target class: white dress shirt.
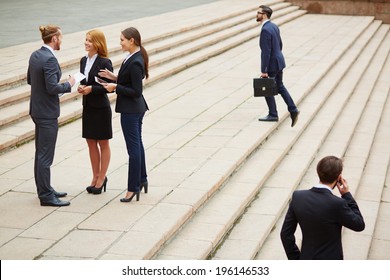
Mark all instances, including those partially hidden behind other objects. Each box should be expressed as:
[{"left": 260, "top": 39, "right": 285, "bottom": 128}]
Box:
[
  {"left": 123, "top": 47, "right": 140, "bottom": 64},
  {"left": 313, "top": 183, "right": 333, "bottom": 192},
  {"left": 84, "top": 53, "right": 98, "bottom": 82},
  {"left": 42, "top": 44, "right": 56, "bottom": 57}
]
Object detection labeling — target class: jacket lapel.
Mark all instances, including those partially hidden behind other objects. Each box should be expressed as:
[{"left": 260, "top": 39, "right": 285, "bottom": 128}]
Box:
[{"left": 118, "top": 52, "right": 140, "bottom": 76}]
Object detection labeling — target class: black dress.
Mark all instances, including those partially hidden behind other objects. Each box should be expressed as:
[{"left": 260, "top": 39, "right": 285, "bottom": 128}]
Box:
[{"left": 79, "top": 55, "right": 113, "bottom": 140}]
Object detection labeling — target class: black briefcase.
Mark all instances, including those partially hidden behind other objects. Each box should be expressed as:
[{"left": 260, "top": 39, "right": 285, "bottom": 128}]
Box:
[{"left": 253, "top": 77, "right": 277, "bottom": 97}]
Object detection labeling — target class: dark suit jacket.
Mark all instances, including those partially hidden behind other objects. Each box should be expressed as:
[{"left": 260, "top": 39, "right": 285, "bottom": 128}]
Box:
[
  {"left": 259, "top": 21, "right": 286, "bottom": 74},
  {"left": 280, "top": 187, "right": 365, "bottom": 260},
  {"left": 27, "top": 46, "right": 72, "bottom": 119},
  {"left": 79, "top": 56, "right": 113, "bottom": 108},
  {"left": 115, "top": 51, "right": 149, "bottom": 113}
]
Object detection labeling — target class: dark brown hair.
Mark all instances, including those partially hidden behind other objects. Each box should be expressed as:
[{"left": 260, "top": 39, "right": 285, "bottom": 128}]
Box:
[
  {"left": 121, "top": 27, "right": 149, "bottom": 79},
  {"left": 39, "top": 25, "right": 60, "bottom": 44},
  {"left": 259, "top": 5, "right": 273, "bottom": 19},
  {"left": 316, "top": 156, "right": 343, "bottom": 184}
]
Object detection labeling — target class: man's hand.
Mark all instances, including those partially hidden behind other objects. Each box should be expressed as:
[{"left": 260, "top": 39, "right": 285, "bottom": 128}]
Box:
[
  {"left": 336, "top": 176, "right": 350, "bottom": 195},
  {"left": 67, "top": 75, "right": 76, "bottom": 87},
  {"left": 261, "top": 72, "right": 269, "bottom": 78}
]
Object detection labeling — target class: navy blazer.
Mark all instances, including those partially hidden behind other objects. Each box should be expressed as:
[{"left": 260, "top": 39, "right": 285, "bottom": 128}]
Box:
[
  {"left": 115, "top": 51, "right": 149, "bottom": 114},
  {"left": 27, "top": 46, "right": 72, "bottom": 118},
  {"left": 280, "top": 187, "right": 365, "bottom": 260},
  {"left": 80, "top": 56, "right": 113, "bottom": 108},
  {"left": 259, "top": 21, "right": 286, "bottom": 74}
]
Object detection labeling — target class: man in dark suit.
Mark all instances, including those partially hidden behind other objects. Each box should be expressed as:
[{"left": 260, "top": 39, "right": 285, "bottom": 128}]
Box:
[
  {"left": 27, "top": 25, "right": 75, "bottom": 206},
  {"left": 257, "top": 5, "right": 299, "bottom": 127},
  {"left": 280, "top": 156, "right": 365, "bottom": 260}
]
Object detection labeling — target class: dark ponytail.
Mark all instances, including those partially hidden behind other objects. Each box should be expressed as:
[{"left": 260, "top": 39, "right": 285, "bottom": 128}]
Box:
[
  {"left": 122, "top": 27, "right": 149, "bottom": 79},
  {"left": 140, "top": 45, "right": 149, "bottom": 79}
]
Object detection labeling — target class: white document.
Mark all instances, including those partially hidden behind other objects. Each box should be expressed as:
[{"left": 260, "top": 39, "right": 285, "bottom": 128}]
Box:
[
  {"left": 73, "top": 72, "right": 86, "bottom": 84},
  {"left": 94, "top": 76, "right": 108, "bottom": 85}
]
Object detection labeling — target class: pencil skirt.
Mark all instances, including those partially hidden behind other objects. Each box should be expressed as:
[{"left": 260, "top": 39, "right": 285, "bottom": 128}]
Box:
[{"left": 82, "top": 106, "right": 112, "bottom": 140}]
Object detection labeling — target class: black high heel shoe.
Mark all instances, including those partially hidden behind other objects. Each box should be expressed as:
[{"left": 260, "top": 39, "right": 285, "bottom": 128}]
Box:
[
  {"left": 120, "top": 192, "right": 140, "bottom": 202},
  {"left": 90, "top": 177, "right": 107, "bottom": 195},
  {"left": 86, "top": 185, "right": 95, "bottom": 193},
  {"left": 140, "top": 181, "right": 148, "bottom": 193}
]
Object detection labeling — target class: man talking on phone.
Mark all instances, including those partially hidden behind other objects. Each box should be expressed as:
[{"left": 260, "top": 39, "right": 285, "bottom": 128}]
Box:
[{"left": 280, "top": 156, "right": 365, "bottom": 260}]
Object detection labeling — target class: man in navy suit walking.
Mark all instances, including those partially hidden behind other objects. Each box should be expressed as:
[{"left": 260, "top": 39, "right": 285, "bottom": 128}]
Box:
[{"left": 257, "top": 5, "right": 299, "bottom": 127}]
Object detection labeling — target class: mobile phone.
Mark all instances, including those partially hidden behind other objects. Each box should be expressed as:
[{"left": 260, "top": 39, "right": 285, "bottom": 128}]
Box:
[{"left": 95, "top": 76, "right": 107, "bottom": 85}]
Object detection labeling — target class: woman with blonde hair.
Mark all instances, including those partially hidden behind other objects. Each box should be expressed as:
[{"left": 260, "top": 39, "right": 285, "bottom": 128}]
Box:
[{"left": 77, "top": 29, "right": 113, "bottom": 194}]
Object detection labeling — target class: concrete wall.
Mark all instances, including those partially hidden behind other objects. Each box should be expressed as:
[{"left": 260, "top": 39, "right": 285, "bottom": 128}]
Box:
[{"left": 287, "top": 0, "right": 390, "bottom": 23}]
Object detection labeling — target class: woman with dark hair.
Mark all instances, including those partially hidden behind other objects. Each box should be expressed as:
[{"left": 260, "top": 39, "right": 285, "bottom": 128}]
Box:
[
  {"left": 99, "top": 27, "right": 149, "bottom": 203},
  {"left": 78, "top": 29, "right": 113, "bottom": 195}
]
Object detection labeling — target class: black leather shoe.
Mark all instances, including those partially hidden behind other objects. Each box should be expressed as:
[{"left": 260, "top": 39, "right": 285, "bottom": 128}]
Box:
[
  {"left": 40, "top": 197, "right": 70, "bottom": 207},
  {"left": 54, "top": 191, "right": 67, "bottom": 198},
  {"left": 290, "top": 110, "right": 300, "bottom": 127},
  {"left": 258, "top": 115, "right": 279, "bottom": 122}
]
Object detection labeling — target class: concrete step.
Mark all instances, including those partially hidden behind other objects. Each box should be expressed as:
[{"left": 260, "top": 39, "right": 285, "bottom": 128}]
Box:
[
  {"left": 255, "top": 86, "right": 390, "bottom": 260},
  {"left": 1, "top": 2, "right": 295, "bottom": 101},
  {"left": 342, "top": 45, "right": 390, "bottom": 260},
  {"left": 1, "top": 11, "right": 388, "bottom": 260},
  {"left": 0, "top": 0, "right": 274, "bottom": 88},
  {"left": 102, "top": 16, "right": 386, "bottom": 260},
  {"left": 368, "top": 117, "right": 390, "bottom": 260},
  {"left": 256, "top": 71, "right": 390, "bottom": 260},
  {"left": 154, "top": 21, "right": 389, "bottom": 260},
  {"left": 255, "top": 32, "right": 390, "bottom": 260},
  {"left": 28, "top": 14, "right": 375, "bottom": 260},
  {"left": 0, "top": 0, "right": 303, "bottom": 154},
  {"left": 213, "top": 25, "right": 390, "bottom": 260}
]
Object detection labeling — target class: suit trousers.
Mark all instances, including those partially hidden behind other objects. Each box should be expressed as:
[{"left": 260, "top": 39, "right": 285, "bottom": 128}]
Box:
[
  {"left": 32, "top": 117, "right": 58, "bottom": 201},
  {"left": 120, "top": 112, "right": 147, "bottom": 193},
  {"left": 265, "top": 71, "right": 297, "bottom": 117}
]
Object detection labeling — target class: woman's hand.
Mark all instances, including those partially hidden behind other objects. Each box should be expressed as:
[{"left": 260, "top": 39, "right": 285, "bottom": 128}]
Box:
[
  {"left": 103, "top": 83, "right": 117, "bottom": 93},
  {"left": 77, "top": 85, "right": 92, "bottom": 95},
  {"left": 99, "top": 68, "right": 117, "bottom": 81},
  {"left": 77, "top": 85, "right": 85, "bottom": 93}
]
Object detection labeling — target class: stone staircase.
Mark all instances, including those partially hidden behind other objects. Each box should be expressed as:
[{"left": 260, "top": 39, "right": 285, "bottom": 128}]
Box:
[
  {"left": 0, "top": 0, "right": 389, "bottom": 260},
  {"left": 0, "top": 0, "right": 303, "bottom": 153},
  {"left": 153, "top": 14, "right": 390, "bottom": 260}
]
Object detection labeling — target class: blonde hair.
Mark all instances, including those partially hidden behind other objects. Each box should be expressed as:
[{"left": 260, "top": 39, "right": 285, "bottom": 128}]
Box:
[
  {"left": 39, "top": 25, "right": 60, "bottom": 44},
  {"left": 86, "top": 29, "right": 109, "bottom": 58}
]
